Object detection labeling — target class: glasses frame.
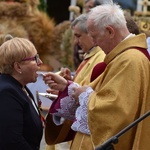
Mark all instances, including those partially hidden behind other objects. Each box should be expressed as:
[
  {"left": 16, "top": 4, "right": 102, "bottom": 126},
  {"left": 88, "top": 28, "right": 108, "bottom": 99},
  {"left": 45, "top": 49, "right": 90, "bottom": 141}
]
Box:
[{"left": 21, "top": 54, "right": 39, "bottom": 63}]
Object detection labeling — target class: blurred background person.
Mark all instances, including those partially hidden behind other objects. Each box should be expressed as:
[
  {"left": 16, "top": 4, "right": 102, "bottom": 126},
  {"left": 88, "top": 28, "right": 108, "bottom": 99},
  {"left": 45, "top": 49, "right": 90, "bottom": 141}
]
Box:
[
  {"left": 85, "top": 0, "right": 113, "bottom": 13},
  {"left": 124, "top": 12, "right": 140, "bottom": 35}
]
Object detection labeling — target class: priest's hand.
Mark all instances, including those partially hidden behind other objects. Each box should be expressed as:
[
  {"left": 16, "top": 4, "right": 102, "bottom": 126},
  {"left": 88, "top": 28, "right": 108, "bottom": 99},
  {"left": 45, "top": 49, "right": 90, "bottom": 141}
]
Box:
[
  {"left": 43, "top": 72, "right": 68, "bottom": 91},
  {"left": 72, "top": 86, "right": 89, "bottom": 103}
]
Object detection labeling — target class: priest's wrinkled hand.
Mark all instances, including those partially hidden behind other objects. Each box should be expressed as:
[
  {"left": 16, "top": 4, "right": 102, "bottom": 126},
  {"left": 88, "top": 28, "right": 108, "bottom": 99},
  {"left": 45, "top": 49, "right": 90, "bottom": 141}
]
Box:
[
  {"left": 72, "top": 86, "right": 89, "bottom": 102},
  {"left": 43, "top": 72, "right": 68, "bottom": 91}
]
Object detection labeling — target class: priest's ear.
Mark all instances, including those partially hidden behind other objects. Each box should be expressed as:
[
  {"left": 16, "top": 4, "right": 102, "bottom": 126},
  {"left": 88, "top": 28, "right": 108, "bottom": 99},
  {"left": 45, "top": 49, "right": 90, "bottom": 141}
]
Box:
[{"left": 105, "top": 26, "right": 115, "bottom": 38}]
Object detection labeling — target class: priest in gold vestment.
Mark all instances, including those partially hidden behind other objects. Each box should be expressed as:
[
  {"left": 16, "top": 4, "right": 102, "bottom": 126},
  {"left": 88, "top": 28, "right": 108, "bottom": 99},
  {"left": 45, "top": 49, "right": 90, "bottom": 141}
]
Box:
[
  {"left": 44, "top": 3, "right": 150, "bottom": 150},
  {"left": 45, "top": 13, "right": 105, "bottom": 150}
]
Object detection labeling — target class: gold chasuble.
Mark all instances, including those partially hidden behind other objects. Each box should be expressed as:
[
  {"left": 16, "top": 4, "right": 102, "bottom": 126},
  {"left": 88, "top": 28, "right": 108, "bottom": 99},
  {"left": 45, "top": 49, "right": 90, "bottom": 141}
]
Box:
[
  {"left": 46, "top": 34, "right": 150, "bottom": 150},
  {"left": 84, "top": 33, "right": 150, "bottom": 150},
  {"left": 74, "top": 46, "right": 105, "bottom": 86},
  {"left": 45, "top": 46, "right": 105, "bottom": 149},
  {"left": 70, "top": 47, "right": 105, "bottom": 150}
]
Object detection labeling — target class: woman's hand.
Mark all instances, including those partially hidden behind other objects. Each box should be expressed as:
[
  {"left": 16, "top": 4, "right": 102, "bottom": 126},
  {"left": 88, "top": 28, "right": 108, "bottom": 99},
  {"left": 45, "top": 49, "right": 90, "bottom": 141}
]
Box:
[{"left": 43, "top": 72, "right": 68, "bottom": 91}]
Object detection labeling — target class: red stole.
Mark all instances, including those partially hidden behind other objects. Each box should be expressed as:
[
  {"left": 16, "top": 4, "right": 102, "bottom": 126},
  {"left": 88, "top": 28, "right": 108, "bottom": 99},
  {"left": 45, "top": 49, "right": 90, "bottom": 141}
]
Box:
[{"left": 90, "top": 47, "right": 150, "bottom": 82}]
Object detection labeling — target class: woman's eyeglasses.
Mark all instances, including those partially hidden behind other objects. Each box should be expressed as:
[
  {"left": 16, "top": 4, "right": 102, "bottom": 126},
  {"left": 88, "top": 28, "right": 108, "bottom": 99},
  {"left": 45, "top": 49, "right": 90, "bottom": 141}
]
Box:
[{"left": 21, "top": 54, "right": 40, "bottom": 63}]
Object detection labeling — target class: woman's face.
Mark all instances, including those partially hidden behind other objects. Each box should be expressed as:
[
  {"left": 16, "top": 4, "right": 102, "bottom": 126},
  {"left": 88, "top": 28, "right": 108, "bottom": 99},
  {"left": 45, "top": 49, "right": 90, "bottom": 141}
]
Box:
[{"left": 19, "top": 51, "right": 43, "bottom": 85}]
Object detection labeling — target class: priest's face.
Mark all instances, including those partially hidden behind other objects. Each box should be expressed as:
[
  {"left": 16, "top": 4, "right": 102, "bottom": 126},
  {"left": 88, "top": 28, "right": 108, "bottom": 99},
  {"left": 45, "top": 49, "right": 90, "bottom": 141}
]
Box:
[
  {"left": 87, "top": 19, "right": 112, "bottom": 54},
  {"left": 73, "top": 24, "right": 95, "bottom": 53}
]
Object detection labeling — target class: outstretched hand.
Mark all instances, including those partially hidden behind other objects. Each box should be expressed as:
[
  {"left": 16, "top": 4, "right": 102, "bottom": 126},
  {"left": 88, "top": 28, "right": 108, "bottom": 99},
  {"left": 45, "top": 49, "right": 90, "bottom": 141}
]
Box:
[{"left": 43, "top": 72, "right": 68, "bottom": 92}]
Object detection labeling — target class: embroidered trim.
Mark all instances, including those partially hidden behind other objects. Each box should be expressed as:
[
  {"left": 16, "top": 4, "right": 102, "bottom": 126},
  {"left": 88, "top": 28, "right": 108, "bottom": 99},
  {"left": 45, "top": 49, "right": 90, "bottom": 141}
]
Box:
[
  {"left": 71, "top": 87, "right": 93, "bottom": 135},
  {"left": 53, "top": 82, "right": 79, "bottom": 120}
]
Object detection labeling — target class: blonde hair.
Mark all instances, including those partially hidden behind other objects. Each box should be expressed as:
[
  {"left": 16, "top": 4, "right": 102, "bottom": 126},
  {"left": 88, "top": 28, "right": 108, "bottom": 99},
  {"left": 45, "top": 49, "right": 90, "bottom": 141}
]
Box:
[{"left": 0, "top": 37, "right": 37, "bottom": 74}]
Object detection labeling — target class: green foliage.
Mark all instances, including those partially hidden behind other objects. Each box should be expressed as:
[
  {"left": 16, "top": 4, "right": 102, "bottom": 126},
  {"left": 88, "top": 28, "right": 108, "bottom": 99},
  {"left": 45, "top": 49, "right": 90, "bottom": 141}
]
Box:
[{"left": 38, "top": 0, "right": 47, "bottom": 12}]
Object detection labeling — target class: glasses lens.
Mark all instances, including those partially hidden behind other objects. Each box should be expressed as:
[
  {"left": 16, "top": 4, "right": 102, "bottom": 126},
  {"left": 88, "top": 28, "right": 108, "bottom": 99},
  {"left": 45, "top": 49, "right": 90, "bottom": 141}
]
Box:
[{"left": 35, "top": 54, "right": 39, "bottom": 63}]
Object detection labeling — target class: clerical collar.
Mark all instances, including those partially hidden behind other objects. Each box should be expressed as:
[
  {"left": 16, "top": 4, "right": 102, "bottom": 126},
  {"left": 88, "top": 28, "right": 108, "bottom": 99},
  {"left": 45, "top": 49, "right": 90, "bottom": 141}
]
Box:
[
  {"left": 123, "top": 33, "right": 135, "bottom": 41},
  {"left": 87, "top": 46, "right": 95, "bottom": 54},
  {"left": 84, "top": 46, "right": 95, "bottom": 58},
  {"left": 84, "top": 47, "right": 95, "bottom": 55}
]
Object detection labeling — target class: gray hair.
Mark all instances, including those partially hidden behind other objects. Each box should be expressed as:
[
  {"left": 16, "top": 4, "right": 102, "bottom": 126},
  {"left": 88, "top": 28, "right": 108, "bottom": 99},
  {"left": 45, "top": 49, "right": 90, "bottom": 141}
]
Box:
[
  {"left": 71, "top": 14, "right": 88, "bottom": 33},
  {"left": 88, "top": 4, "right": 126, "bottom": 32}
]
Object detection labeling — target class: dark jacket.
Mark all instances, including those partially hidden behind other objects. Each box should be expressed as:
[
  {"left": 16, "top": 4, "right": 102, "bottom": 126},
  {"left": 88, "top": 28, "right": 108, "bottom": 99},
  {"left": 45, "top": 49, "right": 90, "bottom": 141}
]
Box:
[{"left": 0, "top": 74, "right": 43, "bottom": 150}]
